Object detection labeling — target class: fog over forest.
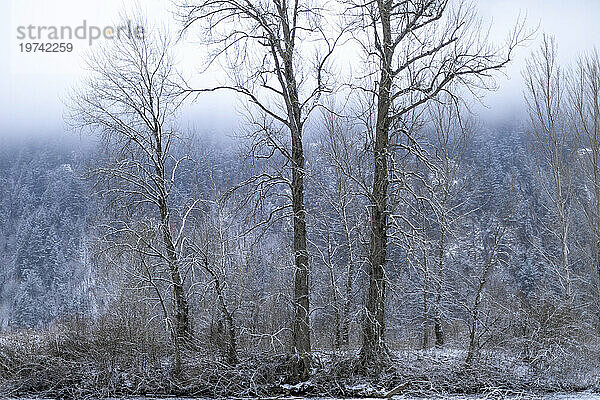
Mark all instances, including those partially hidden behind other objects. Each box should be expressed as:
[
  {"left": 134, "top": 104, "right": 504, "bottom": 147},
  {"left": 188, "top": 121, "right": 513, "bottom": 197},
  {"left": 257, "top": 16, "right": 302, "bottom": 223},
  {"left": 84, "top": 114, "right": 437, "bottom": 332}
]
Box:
[{"left": 2, "top": 0, "right": 600, "bottom": 398}]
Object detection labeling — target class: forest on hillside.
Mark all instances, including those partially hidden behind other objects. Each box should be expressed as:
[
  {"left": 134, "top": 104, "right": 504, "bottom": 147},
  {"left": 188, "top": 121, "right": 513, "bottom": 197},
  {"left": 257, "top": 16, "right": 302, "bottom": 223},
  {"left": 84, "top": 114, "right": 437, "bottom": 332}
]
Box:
[{"left": 2, "top": 0, "right": 600, "bottom": 398}]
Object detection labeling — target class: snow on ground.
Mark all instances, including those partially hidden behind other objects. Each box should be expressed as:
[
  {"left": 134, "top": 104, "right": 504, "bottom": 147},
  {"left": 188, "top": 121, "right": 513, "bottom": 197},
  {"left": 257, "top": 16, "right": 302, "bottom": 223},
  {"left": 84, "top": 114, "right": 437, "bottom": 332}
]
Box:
[
  {"left": 10, "top": 394, "right": 600, "bottom": 399},
  {"left": 303, "top": 395, "right": 600, "bottom": 400},
  {"left": 90, "top": 394, "right": 600, "bottom": 399}
]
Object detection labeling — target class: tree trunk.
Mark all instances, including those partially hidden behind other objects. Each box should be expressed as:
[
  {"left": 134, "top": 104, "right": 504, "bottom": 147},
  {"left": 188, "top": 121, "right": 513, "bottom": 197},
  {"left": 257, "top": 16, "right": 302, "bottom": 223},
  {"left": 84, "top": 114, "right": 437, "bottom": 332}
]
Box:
[
  {"left": 226, "top": 313, "right": 237, "bottom": 365},
  {"left": 434, "top": 225, "right": 445, "bottom": 347},
  {"left": 291, "top": 125, "right": 311, "bottom": 380},
  {"left": 157, "top": 190, "right": 190, "bottom": 342},
  {"left": 154, "top": 134, "right": 191, "bottom": 342},
  {"left": 331, "top": 265, "right": 342, "bottom": 349},
  {"left": 218, "top": 287, "right": 238, "bottom": 366},
  {"left": 466, "top": 278, "right": 484, "bottom": 368},
  {"left": 160, "top": 204, "right": 190, "bottom": 375},
  {"left": 465, "top": 310, "right": 477, "bottom": 367},
  {"left": 162, "top": 219, "right": 191, "bottom": 339},
  {"left": 361, "top": 76, "right": 391, "bottom": 366},
  {"left": 434, "top": 318, "right": 444, "bottom": 348},
  {"left": 466, "top": 227, "right": 503, "bottom": 367},
  {"left": 326, "top": 226, "right": 342, "bottom": 349},
  {"left": 422, "top": 248, "right": 429, "bottom": 350},
  {"left": 361, "top": 0, "right": 392, "bottom": 367},
  {"left": 596, "top": 244, "right": 600, "bottom": 332},
  {"left": 279, "top": 20, "right": 312, "bottom": 375},
  {"left": 595, "top": 179, "right": 600, "bottom": 331},
  {"left": 341, "top": 217, "right": 355, "bottom": 346},
  {"left": 361, "top": 150, "right": 388, "bottom": 365}
]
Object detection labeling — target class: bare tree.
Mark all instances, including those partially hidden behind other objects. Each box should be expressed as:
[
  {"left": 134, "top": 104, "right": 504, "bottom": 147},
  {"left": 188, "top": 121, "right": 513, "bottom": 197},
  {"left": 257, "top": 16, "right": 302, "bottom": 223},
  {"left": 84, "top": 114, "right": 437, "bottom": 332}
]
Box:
[
  {"left": 523, "top": 35, "right": 573, "bottom": 298},
  {"left": 311, "top": 105, "right": 369, "bottom": 348},
  {"left": 191, "top": 192, "right": 240, "bottom": 365},
  {"left": 464, "top": 222, "right": 507, "bottom": 367},
  {"left": 426, "top": 99, "right": 473, "bottom": 348},
  {"left": 569, "top": 49, "right": 600, "bottom": 326},
  {"left": 346, "top": 0, "right": 526, "bottom": 366},
  {"left": 68, "top": 15, "right": 195, "bottom": 367},
  {"left": 177, "top": 0, "right": 340, "bottom": 379}
]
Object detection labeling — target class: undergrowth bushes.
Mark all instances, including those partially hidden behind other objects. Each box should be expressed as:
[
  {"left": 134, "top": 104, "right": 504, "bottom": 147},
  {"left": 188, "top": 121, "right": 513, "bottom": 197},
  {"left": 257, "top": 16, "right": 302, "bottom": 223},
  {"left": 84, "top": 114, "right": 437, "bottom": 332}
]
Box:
[{"left": 1, "top": 313, "right": 600, "bottom": 399}]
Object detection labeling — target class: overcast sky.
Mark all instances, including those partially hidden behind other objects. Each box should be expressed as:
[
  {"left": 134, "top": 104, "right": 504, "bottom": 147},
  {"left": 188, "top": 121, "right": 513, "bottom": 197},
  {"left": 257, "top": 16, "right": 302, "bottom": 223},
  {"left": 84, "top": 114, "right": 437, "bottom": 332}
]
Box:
[{"left": 1, "top": 0, "right": 599, "bottom": 139}]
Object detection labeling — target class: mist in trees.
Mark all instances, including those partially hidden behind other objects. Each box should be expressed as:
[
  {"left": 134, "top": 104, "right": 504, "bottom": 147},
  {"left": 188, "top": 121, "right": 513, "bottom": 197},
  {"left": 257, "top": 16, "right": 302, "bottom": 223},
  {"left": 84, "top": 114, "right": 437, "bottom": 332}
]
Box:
[{"left": 3, "top": 0, "right": 600, "bottom": 398}]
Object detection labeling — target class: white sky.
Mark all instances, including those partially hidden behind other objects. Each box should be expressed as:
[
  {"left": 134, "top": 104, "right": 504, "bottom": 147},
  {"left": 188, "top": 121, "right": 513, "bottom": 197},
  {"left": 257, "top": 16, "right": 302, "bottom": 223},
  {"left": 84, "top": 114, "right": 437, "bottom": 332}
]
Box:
[{"left": 1, "top": 0, "right": 599, "bottom": 138}]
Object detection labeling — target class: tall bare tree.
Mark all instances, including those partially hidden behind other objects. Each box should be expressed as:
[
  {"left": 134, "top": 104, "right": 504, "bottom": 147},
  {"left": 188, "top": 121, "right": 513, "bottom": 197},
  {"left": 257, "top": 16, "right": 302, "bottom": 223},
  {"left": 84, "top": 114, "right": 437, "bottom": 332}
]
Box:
[
  {"left": 177, "top": 0, "right": 340, "bottom": 379},
  {"left": 346, "top": 0, "right": 526, "bottom": 366},
  {"left": 68, "top": 17, "right": 194, "bottom": 360}
]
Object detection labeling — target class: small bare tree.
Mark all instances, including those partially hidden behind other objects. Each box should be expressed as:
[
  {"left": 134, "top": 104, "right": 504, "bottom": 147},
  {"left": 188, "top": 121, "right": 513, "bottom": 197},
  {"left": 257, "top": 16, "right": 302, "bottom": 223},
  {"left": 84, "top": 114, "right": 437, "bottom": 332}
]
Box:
[
  {"left": 191, "top": 192, "right": 240, "bottom": 366},
  {"left": 569, "top": 49, "right": 600, "bottom": 326},
  {"left": 311, "top": 105, "right": 369, "bottom": 348},
  {"left": 464, "top": 222, "right": 507, "bottom": 367},
  {"left": 523, "top": 35, "right": 573, "bottom": 297},
  {"left": 425, "top": 99, "right": 473, "bottom": 348}
]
